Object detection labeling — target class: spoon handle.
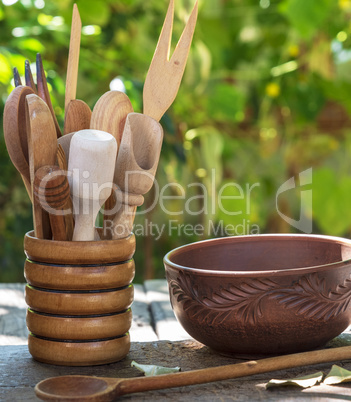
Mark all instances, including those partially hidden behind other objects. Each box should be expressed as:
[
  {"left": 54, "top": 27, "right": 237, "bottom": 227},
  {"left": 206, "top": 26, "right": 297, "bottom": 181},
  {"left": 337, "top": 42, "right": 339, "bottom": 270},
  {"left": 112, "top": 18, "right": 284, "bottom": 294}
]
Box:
[{"left": 116, "top": 345, "right": 351, "bottom": 397}]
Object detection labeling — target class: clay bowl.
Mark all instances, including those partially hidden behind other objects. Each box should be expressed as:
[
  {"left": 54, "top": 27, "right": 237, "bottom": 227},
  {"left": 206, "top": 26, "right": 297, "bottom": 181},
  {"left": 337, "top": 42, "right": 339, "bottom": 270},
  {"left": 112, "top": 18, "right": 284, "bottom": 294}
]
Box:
[{"left": 164, "top": 234, "right": 351, "bottom": 357}]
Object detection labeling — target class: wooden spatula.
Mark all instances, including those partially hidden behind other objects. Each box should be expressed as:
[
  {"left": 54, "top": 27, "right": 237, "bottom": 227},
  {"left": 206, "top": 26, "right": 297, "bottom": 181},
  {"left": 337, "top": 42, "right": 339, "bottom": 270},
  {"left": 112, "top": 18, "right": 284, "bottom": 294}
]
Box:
[
  {"left": 143, "top": 0, "right": 198, "bottom": 122},
  {"left": 64, "top": 4, "right": 92, "bottom": 135},
  {"left": 26, "top": 94, "right": 57, "bottom": 239}
]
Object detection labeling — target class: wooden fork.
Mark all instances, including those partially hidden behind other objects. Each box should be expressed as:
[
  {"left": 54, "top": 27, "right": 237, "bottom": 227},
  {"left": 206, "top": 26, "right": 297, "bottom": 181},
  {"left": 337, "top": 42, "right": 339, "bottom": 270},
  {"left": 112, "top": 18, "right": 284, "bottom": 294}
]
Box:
[
  {"left": 13, "top": 54, "right": 62, "bottom": 138},
  {"left": 143, "top": 0, "right": 198, "bottom": 122}
]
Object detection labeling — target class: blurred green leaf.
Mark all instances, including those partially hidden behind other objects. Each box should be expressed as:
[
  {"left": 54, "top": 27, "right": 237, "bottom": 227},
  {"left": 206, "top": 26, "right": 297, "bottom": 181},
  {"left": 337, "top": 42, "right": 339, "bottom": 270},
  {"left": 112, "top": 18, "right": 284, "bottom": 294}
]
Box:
[
  {"left": 280, "top": 0, "right": 334, "bottom": 39},
  {"left": 207, "top": 83, "right": 246, "bottom": 123},
  {"left": 313, "top": 168, "right": 351, "bottom": 235}
]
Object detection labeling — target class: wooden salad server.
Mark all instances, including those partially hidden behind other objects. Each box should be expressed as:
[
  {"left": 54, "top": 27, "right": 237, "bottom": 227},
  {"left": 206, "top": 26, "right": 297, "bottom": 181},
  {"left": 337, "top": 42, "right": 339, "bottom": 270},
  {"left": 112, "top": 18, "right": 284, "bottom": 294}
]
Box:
[
  {"left": 33, "top": 166, "right": 71, "bottom": 241},
  {"left": 64, "top": 4, "right": 91, "bottom": 135},
  {"left": 68, "top": 129, "right": 117, "bottom": 241},
  {"left": 26, "top": 94, "right": 58, "bottom": 239},
  {"left": 35, "top": 345, "right": 351, "bottom": 401},
  {"left": 143, "top": 0, "right": 198, "bottom": 122},
  {"left": 3, "top": 85, "right": 35, "bottom": 200},
  {"left": 106, "top": 113, "right": 163, "bottom": 240}
]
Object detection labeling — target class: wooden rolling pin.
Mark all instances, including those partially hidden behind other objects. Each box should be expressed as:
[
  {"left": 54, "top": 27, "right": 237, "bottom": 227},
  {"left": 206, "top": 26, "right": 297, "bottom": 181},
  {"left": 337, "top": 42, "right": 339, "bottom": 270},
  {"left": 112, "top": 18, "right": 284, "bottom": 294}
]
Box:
[
  {"left": 68, "top": 129, "right": 117, "bottom": 241},
  {"left": 33, "top": 166, "right": 71, "bottom": 241}
]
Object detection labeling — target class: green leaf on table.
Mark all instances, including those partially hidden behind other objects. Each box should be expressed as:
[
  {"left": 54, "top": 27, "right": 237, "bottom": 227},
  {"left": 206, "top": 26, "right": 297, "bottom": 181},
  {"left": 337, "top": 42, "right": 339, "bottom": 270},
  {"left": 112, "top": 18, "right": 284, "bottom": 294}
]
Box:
[
  {"left": 266, "top": 371, "right": 324, "bottom": 389},
  {"left": 131, "top": 361, "right": 181, "bottom": 377},
  {"left": 323, "top": 365, "right": 351, "bottom": 385}
]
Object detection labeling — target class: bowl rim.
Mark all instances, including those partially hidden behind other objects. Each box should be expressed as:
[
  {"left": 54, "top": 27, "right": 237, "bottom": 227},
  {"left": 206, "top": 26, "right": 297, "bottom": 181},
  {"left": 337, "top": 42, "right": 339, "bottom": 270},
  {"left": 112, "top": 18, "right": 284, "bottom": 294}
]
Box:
[{"left": 163, "top": 233, "right": 351, "bottom": 276}]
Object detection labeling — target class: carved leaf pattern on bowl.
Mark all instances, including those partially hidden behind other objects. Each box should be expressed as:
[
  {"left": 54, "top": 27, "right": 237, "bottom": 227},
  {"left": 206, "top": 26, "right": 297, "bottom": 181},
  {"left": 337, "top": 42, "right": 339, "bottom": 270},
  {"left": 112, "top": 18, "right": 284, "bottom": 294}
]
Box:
[{"left": 168, "top": 271, "right": 351, "bottom": 325}]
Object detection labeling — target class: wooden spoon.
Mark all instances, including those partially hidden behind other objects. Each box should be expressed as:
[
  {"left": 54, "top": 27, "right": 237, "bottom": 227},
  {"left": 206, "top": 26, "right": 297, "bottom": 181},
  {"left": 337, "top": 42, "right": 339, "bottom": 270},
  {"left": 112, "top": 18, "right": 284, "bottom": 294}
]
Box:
[
  {"left": 34, "top": 166, "right": 70, "bottom": 241},
  {"left": 90, "top": 90, "right": 133, "bottom": 148},
  {"left": 63, "top": 4, "right": 92, "bottom": 135},
  {"left": 107, "top": 113, "right": 163, "bottom": 239},
  {"left": 35, "top": 345, "right": 351, "bottom": 401},
  {"left": 64, "top": 99, "right": 91, "bottom": 135},
  {"left": 26, "top": 94, "right": 57, "bottom": 239},
  {"left": 68, "top": 129, "right": 117, "bottom": 241},
  {"left": 3, "top": 85, "right": 35, "bottom": 199}
]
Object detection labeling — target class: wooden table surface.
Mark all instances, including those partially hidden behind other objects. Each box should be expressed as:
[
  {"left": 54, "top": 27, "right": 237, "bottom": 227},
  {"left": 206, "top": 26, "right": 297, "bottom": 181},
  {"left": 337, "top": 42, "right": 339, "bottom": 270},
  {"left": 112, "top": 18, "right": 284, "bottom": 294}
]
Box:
[{"left": 1, "top": 281, "right": 351, "bottom": 401}]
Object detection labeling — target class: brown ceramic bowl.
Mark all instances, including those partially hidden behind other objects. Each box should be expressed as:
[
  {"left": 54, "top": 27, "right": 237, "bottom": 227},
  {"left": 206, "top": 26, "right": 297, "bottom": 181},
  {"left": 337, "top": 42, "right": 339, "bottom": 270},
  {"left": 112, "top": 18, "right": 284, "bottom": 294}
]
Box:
[{"left": 164, "top": 234, "right": 351, "bottom": 357}]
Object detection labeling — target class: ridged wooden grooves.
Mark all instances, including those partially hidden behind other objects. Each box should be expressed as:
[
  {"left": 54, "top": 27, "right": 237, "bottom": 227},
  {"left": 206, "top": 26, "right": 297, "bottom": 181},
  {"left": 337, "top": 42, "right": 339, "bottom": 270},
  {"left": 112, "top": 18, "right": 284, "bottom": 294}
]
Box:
[{"left": 24, "top": 231, "right": 136, "bottom": 366}]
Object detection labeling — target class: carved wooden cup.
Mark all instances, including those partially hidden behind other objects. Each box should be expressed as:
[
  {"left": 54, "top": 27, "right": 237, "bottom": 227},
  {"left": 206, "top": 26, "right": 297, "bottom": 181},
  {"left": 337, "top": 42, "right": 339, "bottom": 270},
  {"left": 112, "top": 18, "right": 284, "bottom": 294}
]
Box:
[
  {"left": 164, "top": 234, "right": 351, "bottom": 358},
  {"left": 24, "top": 230, "right": 135, "bottom": 366}
]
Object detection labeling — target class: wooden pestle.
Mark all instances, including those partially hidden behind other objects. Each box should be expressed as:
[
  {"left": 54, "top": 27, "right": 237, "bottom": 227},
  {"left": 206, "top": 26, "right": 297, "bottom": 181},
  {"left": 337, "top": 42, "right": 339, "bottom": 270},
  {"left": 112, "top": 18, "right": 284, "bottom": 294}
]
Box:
[
  {"left": 105, "top": 113, "right": 163, "bottom": 240},
  {"left": 33, "top": 166, "right": 70, "bottom": 241},
  {"left": 68, "top": 129, "right": 117, "bottom": 241}
]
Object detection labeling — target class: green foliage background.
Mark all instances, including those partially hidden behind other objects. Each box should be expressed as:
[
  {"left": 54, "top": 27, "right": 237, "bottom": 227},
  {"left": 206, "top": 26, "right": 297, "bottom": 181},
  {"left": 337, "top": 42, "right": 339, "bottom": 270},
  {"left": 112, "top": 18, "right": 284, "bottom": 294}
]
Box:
[{"left": 1, "top": 0, "right": 351, "bottom": 282}]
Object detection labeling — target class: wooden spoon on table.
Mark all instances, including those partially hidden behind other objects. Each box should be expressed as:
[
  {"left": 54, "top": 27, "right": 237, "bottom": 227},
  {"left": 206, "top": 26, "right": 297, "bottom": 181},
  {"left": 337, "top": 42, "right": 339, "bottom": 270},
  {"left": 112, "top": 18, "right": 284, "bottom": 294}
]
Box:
[
  {"left": 64, "top": 4, "right": 91, "bottom": 135},
  {"left": 35, "top": 345, "right": 351, "bottom": 401},
  {"left": 26, "top": 94, "right": 58, "bottom": 239},
  {"left": 3, "top": 85, "right": 35, "bottom": 200}
]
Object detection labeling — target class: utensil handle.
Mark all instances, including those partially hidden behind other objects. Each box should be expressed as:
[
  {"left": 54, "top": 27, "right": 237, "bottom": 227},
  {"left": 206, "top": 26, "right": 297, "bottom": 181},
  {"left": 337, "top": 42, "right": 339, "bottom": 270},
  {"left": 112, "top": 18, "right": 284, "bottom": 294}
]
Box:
[
  {"left": 116, "top": 346, "right": 351, "bottom": 397},
  {"left": 48, "top": 214, "right": 67, "bottom": 241}
]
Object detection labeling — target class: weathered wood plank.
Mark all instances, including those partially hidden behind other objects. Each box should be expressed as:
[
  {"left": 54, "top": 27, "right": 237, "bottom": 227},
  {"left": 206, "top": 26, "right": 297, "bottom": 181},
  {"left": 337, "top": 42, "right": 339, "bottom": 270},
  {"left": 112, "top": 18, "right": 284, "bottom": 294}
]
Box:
[
  {"left": 130, "top": 284, "right": 158, "bottom": 342},
  {"left": 144, "top": 279, "right": 191, "bottom": 341},
  {"left": 1, "top": 341, "right": 351, "bottom": 401},
  {"left": 0, "top": 283, "right": 28, "bottom": 344}
]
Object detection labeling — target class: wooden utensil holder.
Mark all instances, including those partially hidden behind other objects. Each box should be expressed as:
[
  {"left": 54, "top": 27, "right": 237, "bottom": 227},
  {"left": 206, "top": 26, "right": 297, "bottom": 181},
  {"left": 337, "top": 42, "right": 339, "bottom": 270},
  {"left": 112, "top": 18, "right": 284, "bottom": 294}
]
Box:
[{"left": 23, "top": 230, "right": 136, "bottom": 366}]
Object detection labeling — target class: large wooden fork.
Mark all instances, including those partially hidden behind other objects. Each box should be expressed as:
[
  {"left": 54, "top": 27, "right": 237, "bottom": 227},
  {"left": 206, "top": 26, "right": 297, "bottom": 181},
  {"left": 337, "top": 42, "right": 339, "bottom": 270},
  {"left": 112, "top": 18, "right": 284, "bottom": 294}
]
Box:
[{"left": 143, "top": 0, "right": 198, "bottom": 122}]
